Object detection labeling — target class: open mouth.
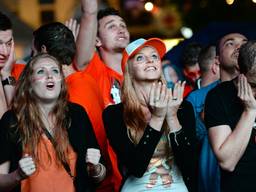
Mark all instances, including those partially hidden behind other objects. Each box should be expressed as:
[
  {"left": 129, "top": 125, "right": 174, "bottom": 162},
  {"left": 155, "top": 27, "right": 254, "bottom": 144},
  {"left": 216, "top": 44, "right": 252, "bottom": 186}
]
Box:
[
  {"left": 233, "top": 51, "right": 239, "bottom": 59},
  {"left": 0, "top": 59, "right": 6, "bottom": 64},
  {"left": 46, "top": 82, "right": 55, "bottom": 90},
  {"left": 0, "top": 56, "right": 6, "bottom": 62}
]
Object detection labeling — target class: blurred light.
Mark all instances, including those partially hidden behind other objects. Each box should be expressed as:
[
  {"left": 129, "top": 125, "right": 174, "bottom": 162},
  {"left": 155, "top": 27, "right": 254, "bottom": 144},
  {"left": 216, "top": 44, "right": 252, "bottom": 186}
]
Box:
[
  {"left": 163, "top": 38, "right": 184, "bottom": 51},
  {"left": 252, "top": 0, "right": 256, "bottom": 3},
  {"left": 144, "top": 2, "right": 154, "bottom": 12},
  {"left": 200, "top": 0, "right": 208, "bottom": 8},
  {"left": 226, "top": 0, "right": 234, "bottom": 5},
  {"left": 180, "top": 27, "right": 193, "bottom": 39}
]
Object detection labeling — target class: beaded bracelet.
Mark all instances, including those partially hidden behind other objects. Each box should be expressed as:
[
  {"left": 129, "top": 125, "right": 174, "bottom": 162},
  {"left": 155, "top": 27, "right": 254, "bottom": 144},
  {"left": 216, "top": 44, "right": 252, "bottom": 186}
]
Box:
[{"left": 91, "top": 163, "right": 105, "bottom": 178}]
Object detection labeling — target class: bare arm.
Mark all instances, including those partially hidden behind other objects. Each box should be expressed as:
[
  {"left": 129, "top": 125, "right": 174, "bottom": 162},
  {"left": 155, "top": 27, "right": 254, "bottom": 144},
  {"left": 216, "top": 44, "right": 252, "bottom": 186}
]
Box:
[
  {"left": 209, "top": 75, "right": 256, "bottom": 171},
  {"left": 75, "top": 0, "right": 98, "bottom": 70}
]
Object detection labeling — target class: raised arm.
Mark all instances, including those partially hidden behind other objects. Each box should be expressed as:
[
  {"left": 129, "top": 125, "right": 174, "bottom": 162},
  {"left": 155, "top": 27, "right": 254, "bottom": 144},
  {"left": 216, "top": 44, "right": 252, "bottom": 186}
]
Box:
[
  {"left": 208, "top": 75, "right": 256, "bottom": 172},
  {"left": 75, "top": 0, "right": 98, "bottom": 70}
]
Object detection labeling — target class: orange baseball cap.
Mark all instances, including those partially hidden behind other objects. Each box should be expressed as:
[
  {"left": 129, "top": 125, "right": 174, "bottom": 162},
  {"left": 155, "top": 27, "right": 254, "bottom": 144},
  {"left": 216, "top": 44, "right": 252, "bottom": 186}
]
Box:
[{"left": 121, "top": 38, "right": 166, "bottom": 73}]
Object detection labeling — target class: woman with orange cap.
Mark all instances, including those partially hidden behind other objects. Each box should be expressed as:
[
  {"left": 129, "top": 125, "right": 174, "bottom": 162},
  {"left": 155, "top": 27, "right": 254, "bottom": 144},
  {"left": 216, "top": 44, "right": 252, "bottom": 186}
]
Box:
[{"left": 103, "top": 38, "right": 190, "bottom": 191}]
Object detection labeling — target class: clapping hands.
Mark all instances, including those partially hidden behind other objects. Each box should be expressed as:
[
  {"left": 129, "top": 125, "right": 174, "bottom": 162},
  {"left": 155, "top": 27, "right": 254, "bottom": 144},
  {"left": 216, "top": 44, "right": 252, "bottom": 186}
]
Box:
[
  {"left": 167, "top": 81, "right": 185, "bottom": 118},
  {"left": 148, "top": 81, "right": 185, "bottom": 132},
  {"left": 149, "top": 82, "right": 169, "bottom": 120},
  {"left": 149, "top": 81, "right": 185, "bottom": 119},
  {"left": 238, "top": 74, "right": 256, "bottom": 112}
]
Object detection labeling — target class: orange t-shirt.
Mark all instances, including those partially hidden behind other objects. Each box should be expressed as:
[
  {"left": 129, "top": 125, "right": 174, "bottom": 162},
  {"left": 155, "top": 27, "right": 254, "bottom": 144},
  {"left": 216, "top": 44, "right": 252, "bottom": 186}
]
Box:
[
  {"left": 66, "top": 71, "right": 122, "bottom": 192},
  {"left": 66, "top": 72, "right": 106, "bottom": 151},
  {"left": 11, "top": 63, "right": 25, "bottom": 80},
  {"left": 21, "top": 135, "right": 76, "bottom": 192},
  {"left": 84, "top": 52, "right": 123, "bottom": 107}
]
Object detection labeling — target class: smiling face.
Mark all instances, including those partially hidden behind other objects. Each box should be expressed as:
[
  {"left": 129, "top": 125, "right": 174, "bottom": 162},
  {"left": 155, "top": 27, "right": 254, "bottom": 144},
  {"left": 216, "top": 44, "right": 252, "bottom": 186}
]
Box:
[
  {"left": 0, "top": 29, "right": 13, "bottom": 68},
  {"left": 31, "top": 57, "right": 62, "bottom": 104},
  {"left": 129, "top": 46, "right": 162, "bottom": 82},
  {"left": 97, "top": 15, "right": 130, "bottom": 52}
]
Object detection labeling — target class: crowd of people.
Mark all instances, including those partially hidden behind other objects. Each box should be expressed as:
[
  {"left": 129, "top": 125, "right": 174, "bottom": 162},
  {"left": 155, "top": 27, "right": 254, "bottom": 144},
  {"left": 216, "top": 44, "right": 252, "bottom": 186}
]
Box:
[{"left": 0, "top": 0, "right": 256, "bottom": 192}]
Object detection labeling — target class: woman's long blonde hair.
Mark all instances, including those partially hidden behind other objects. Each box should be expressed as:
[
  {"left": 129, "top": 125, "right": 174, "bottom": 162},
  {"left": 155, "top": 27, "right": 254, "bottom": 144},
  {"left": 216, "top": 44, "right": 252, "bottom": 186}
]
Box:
[
  {"left": 122, "top": 57, "right": 166, "bottom": 144},
  {"left": 11, "top": 53, "right": 71, "bottom": 166}
]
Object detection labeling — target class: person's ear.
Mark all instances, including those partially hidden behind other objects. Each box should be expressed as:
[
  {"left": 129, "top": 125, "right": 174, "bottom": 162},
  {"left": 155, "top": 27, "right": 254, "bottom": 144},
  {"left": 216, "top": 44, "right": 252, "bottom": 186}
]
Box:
[
  {"left": 41, "top": 45, "right": 47, "bottom": 53},
  {"left": 96, "top": 37, "right": 102, "bottom": 47},
  {"left": 215, "top": 55, "right": 220, "bottom": 63},
  {"left": 212, "top": 57, "right": 220, "bottom": 74},
  {"left": 183, "top": 68, "right": 188, "bottom": 76}
]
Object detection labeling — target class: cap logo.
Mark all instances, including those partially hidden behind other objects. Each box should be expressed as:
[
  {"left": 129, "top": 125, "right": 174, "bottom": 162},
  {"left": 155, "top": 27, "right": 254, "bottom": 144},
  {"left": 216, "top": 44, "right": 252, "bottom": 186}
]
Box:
[{"left": 125, "top": 38, "right": 146, "bottom": 56}]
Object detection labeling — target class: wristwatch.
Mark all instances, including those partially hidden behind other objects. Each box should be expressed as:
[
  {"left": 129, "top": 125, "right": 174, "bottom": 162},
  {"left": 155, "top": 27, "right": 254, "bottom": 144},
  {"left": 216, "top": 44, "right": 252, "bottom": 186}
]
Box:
[{"left": 1, "top": 76, "right": 16, "bottom": 86}]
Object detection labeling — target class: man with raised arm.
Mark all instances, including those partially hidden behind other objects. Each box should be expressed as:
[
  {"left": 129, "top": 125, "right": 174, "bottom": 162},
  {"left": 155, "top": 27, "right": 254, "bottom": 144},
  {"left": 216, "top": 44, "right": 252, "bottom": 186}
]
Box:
[{"left": 75, "top": 0, "right": 130, "bottom": 107}]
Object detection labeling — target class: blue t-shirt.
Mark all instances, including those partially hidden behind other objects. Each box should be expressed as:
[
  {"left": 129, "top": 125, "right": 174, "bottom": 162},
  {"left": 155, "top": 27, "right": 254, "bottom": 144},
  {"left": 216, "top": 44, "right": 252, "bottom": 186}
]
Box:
[
  {"left": 186, "top": 80, "right": 220, "bottom": 139},
  {"left": 186, "top": 80, "right": 220, "bottom": 192}
]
